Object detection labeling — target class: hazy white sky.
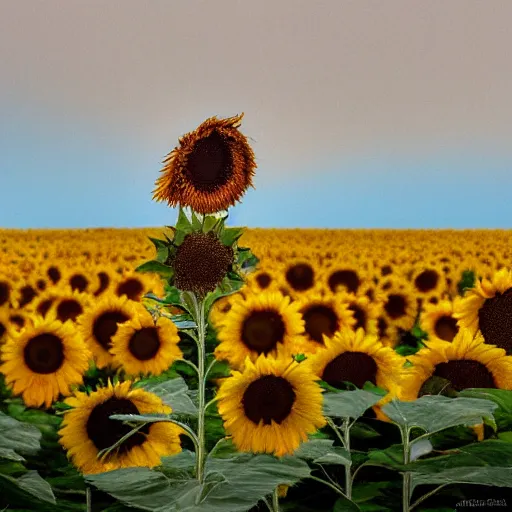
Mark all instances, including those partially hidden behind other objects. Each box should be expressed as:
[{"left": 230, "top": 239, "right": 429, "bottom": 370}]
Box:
[{"left": 1, "top": 1, "right": 512, "bottom": 227}]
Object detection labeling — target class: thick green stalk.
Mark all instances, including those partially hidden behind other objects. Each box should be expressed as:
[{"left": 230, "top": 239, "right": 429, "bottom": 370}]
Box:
[
  {"left": 342, "top": 420, "right": 352, "bottom": 500},
  {"left": 195, "top": 297, "right": 207, "bottom": 483},
  {"left": 402, "top": 428, "right": 411, "bottom": 512},
  {"left": 272, "top": 487, "right": 280, "bottom": 512}
]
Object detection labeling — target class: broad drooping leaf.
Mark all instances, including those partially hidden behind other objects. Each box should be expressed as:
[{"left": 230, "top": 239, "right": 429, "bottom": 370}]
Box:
[{"left": 323, "top": 390, "right": 383, "bottom": 420}]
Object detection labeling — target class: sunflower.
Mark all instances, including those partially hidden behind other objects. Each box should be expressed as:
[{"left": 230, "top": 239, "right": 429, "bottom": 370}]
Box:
[
  {"left": 0, "top": 308, "right": 11, "bottom": 344},
  {"left": 0, "top": 272, "right": 15, "bottom": 308},
  {"left": 61, "top": 266, "right": 99, "bottom": 295},
  {"left": 11, "top": 278, "right": 39, "bottom": 309},
  {"left": 336, "top": 291, "right": 380, "bottom": 336},
  {"left": 92, "top": 267, "right": 117, "bottom": 297},
  {"left": 153, "top": 113, "right": 256, "bottom": 214},
  {"left": 113, "top": 270, "right": 159, "bottom": 302},
  {"left": 78, "top": 295, "right": 136, "bottom": 369},
  {"left": 172, "top": 231, "right": 234, "bottom": 298},
  {"left": 209, "top": 291, "right": 245, "bottom": 329},
  {"left": 217, "top": 355, "right": 326, "bottom": 457},
  {"left": 214, "top": 291, "right": 307, "bottom": 370},
  {"left": 0, "top": 316, "right": 91, "bottom": 408},
  {"left": 453, "top": 268, "right": 512, "bottom": 354},
  {"left": 410, "top": 264, "right": 447, "bottom": 302},
  {"left": 59, "top": 380, "right": 182, "bottom": 474},
  {"left": 306, "top": 327, "right": 405, "bottom": 418},
  {"left": 47, "top": 287, "right": 92, "bottom": 324},
  {"left": 419, "top": 299, "right": 461, "bottom": 343},
  {"left": 294, "top": 291, "right": 354, "bottom": 354},
  {"left": 380, "top": 279, "right": 418, "bottom": 332},
  {"left": 324, "top": 263, "right": 367, "bottom": 295},
  {"left": 27, "top": 285, "right": 65, "bottom": 318},
  {"left": 399, "top": 328, "right": 512, "bottom": 401},
  {"left": 279, "top": 257, "right": 320, "bottom": 294},
  {"left": 110, "top": 304, "right": 182, "bottom": 377}
]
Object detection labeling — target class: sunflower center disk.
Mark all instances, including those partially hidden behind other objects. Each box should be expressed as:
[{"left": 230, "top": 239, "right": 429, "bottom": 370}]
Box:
[
  {"left": 0, "top": 282, "right": 9, "bottom": 306},
  {"left": 433, "top": 360, "right": 496, "bottom": 391},
  {"left": 128, "top": 327, "right": 161, "bottom": 361},
  {"left": 349, "top": 305, "right": 366, "bottom": 330},
  {"left": 285, "top": 264, "right": 314, "bottom": 291},
  {"left": 384, "top": 294, "right": 407, "bottom": 319},
  {"left": 23, "top": 333, "right": 65, "bottom": 374},
  {"left": 19, "top": 285, "right": 37, "bottom": 308},
  {"left": 70, "top": 274, "right": 88, "bottom": 292},
  {"left": 414, "top": 270, "right": 439, "bottom": 293},
  {"left": 303, "top": 305, "right": 338, "bottom": 344},
  {"left": 117, "top": 279, "right": 144, "bottom": 301},
  {"left": 242, "top": 310, "right": 286, "bottom": 353},
  {"left": 328, "top": 270, "right": 360, "bottom": 294},
  {"left": 478, "top": 287, "right": 512, "bottom": 354},
  {"left": 38, "top": 299, "right": 55, "bottom": 317},
  {"left": 242, "top": 375, "right": 296, "bottom": 425},
  {"left": 187, "top": 131, "right": 232, "bottom": 189},
  {"left": 47, "top": 266, "right": 61, "bottom": 284},
  {"left": 93, "top": 311, "right": 130, "bottom": 350},
  {"left": 86, "top": 398, "right": 150, "bottom": 453},
  {"left": 322, "top": 351, "right": 378, "bottom": 390},
  {"left": 0, "top": 322, "right": 6, "bottom": 339},
  {"left": 57, "top": 299, "right": 83, "bottom": 323},
  {"left": 434, "top": 316, "right": 458, "bottom": 342},
  {"left": 255, "top": 272, "right": 272, "bottom": 289},
  {"left": 95, "top": 272, "right": 110, "bottom": 296}
]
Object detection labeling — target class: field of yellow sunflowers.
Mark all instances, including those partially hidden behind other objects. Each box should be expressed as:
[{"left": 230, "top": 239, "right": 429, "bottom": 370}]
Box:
[{"left": 2, "top": 114, "right": 512, "bottom": 511}]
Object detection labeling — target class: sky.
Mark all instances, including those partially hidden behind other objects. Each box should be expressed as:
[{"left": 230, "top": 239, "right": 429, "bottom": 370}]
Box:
[{"left": 1, "top": 0, "right": 511, "bottom": 229}]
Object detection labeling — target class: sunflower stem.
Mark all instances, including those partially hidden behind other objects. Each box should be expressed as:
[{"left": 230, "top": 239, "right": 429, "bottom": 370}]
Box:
[
  {"left": 342, "top": 420, "right": 352, "bottom": 499},
  {"left": 86, "top": 486, "right": 92, "bottom": 512},
  {"left": 401, "top": 427, "right": 412, "bottom": 512},
  {"left": 308, "top": 475, "right": 347, "bottom": 498},
  {"left": 98, "top": 422, "right": 147, "bottom": 462},
  {"left": 195, "top": 296, "right": 207, "bottom": 483},
  {"left": 272, "top": 487, "right": 280, "bottom": 512}
]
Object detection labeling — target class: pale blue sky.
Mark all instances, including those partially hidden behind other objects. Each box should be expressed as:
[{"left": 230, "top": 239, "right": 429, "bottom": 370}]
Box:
[{"left": 1, "top": 1, "right": 512, "bottom": 228}]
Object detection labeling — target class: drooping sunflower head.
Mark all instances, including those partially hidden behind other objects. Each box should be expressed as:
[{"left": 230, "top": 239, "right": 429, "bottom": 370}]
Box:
[
  {"left": 0, "top": 316, "right": 91, "bottom": 408},
  {"left": 110, "top": 303, "right": 182, "bottom": 377},
  {"left": 59, "top": 380, "right": 182, "bottom": 475},
  {"left": 78, "top": 295, "right": 136, "bottom": 369},
  {"left": 214, "top": 291, "right": 307, "bottom": 370},
  {"left": 419, "top": 298, "right": 461, "bottom": 343},
  {"left": 153, "top": 113, "right": 256, "bottom": 214},
  {"left": 399, "top": 328, "right": 512, "bottom": 401},
  {"left": 294, "top": 291, "right": 354, "bottom": 354},
  {"left": 453, "top": 268, "right": 512, "bottom": 354},
  {"left": 173, "top": 231, "right": 234, "bottom": 298},
  {"left": 217, "top": 355, "right": 326, "bottom": 457}
]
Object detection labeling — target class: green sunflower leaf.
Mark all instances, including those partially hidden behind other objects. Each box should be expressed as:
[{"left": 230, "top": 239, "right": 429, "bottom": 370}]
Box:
[
  {"left": 333, "top": 497, "right": 361, "bottom": 511},
  {"left": 0, "top": 448, "right": 25, "bottom": 462},
  {"left": 135, "top": 260, "right": 174, "bottom": 279},
  {"left": 459, "top": 388, "right": 512, "bottom": 430},
  {"left": 0, "top": 412, "right": 42, "bottom": 456},
  {"left": 190, "top": 211, "right": 203, "bottom": 231},
  {"left": 295, "top": 438, "right": 351, "bottom": 467},
  {"left": 175, "top": 206, "right": 193, "bottom": 234},
  {"left": 135, "top": 376, "right": 198, "bottom": 416},
  {"left": 0, "top": 470, "right": 56, "bottom": 505},
  {"left": 202, "top": 215, "right": 219, "bottom": 233},
  {"left": 323, "top": 390, "right": 383, "bottom": 420},
  {"left": 220, "top": 227, "right": 244, "bottom": 247},
  {"left": 381, "top": 396, "right": 497, "bottom": 436},
  {"left": 148, "top": 237, "right": 170, "bottom": 263}
]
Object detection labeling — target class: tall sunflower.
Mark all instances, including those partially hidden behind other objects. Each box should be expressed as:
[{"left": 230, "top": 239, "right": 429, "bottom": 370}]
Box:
[
  {"left": 0, "top": 317, "right": 91, "bottom": 408},
  {"left": 153, "top": 113, "right": 256, "bottom": 214},
  {"left": 306, "top": 327, "right": 405, "bottom": 418},
  {"left": 453, "top": 268, "right": 512, "bottom": 354},
  {"left": 399, "top": 328, "right": 512, "bottom": 401},
  {"left": 78, "top": 295, "right": 136, "bottom": 369},
  {"left": 217, "top": 355, "right": 326, "bottom": 457},
  {"left": 110, "top": 304, "right": 182, "bottom": 377},
  {"left": 59, "top": 380, "right": 182, "bottom": 474},
  {"left": 214, "top": 291, "right": 307, "bottom": 370},
  {"left": 419, "top": 299, "right": 461, "bottom": 343}
]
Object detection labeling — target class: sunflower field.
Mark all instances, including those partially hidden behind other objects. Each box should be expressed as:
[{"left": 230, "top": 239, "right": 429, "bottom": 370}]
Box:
[{"left": 1, "top": 114, "right": 512, "bottom": 512}]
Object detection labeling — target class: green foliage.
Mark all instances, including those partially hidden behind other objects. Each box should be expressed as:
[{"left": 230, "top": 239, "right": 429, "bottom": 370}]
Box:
[
  {"left": 457, "top": 269, "right": 476, "bottom": 295},
  {"left": 135, "top": 260, "right": 174, "bottom": 279},
  {"left": 323, "top": 390, "right": 383, "bottom": 420}
]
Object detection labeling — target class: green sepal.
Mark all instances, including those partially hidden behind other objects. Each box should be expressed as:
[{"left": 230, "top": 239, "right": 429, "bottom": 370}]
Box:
[
  {"left": 220, "top": 226, "right": 244, "bottom": 247},
  {"left": 190, "top": 210, "right": 203, "bottom": 230},
  {"left": 135, "top": 260, "right": 174, "bottom": 279},
  {"left": 147, "top": 237, "right": 170, "bottom": 263}
]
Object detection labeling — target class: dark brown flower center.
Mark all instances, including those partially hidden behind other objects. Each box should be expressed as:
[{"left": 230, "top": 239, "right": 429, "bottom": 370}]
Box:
[
  {"left": 384, "top": 294, "right": 407, "bottom": 319},
  {"left": 349, "top": 304, "right": 366, "bottom": 331},
  {"left": 10, "top": 314, "right": 25, "bottom": 329},
  {"left": 47, "top": 266, "right": 61, "bottom": 284},
  {"left": 414, "top": 270, "right": 439, "bottom": 293},
  {"left": 37, "top": 298, "right": 55, "bottom": 317},
  {"left": 174, "top": 232, "right": 234, "bottom": 298},
  {"left": 429, "top": 360, "right": 496, "bottom": 391},
  {"left": 36, "top": 279, "right": 47, "bottom": 292},
  {"left": 255, "top": 272, "right": 272, "bottom": 289},
  {"left": 478, "top": 287, "right": 512, "bottom": 354},
  {"left": 303, "top": 305, "right": 338, "bottom": 344},
  {"left": 377, "top": 317, "right": 388, "bottom": 338},
  {"left": 86, "top": 397, "right": 150, "bottom": 453},
  {"left": 285, "top": 263, "right": 314, "bottom": 291},
  {"left": 69, "top": 274, "right": 88, "bottom": 293},
  {"left": 94, "top": 272, "right": 110, "bottom": 296},
  {"left": 381, "top": 265, "right": 392, "bottom": 276},
  {"left": 434, "top": 315, "right": 458, "bottom": 342},
  {"left": 23, "top": 333, "right": 64, "bottom": 374},
  {"left": 328, "top": 270, "right": 360, "bottom": 294},
  {"left": 0, "top": 281, "right": 10, "bottom": 306},
  {"left": 0, "top": 322, "right": 6, "bottom": 339},
  {"left": 322, "top": 352, "right": 378, "bottom": 390},
  {"left": 56, "top": 299, "right": 83, "bottom": 323},
  {"left": 128, "top": 327, "right": 161, "bottom": 361},
  {"left": 93, "top": 311, "right": 130, "bottom": 350},
  {"left": 187, "top": 130, "right": 233, "bottom": 190},
  {"left": 116, "top": 278, "right": 144, "bottom": 301},
  {"left": 241, "top": 310, "right": 286, "bottom": 353},
  {"left": 242, "top": 375, "right": 296, "bottom": 425},
  {"left": 18, "top": 285, "right": 37, "bottom": 308}
]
